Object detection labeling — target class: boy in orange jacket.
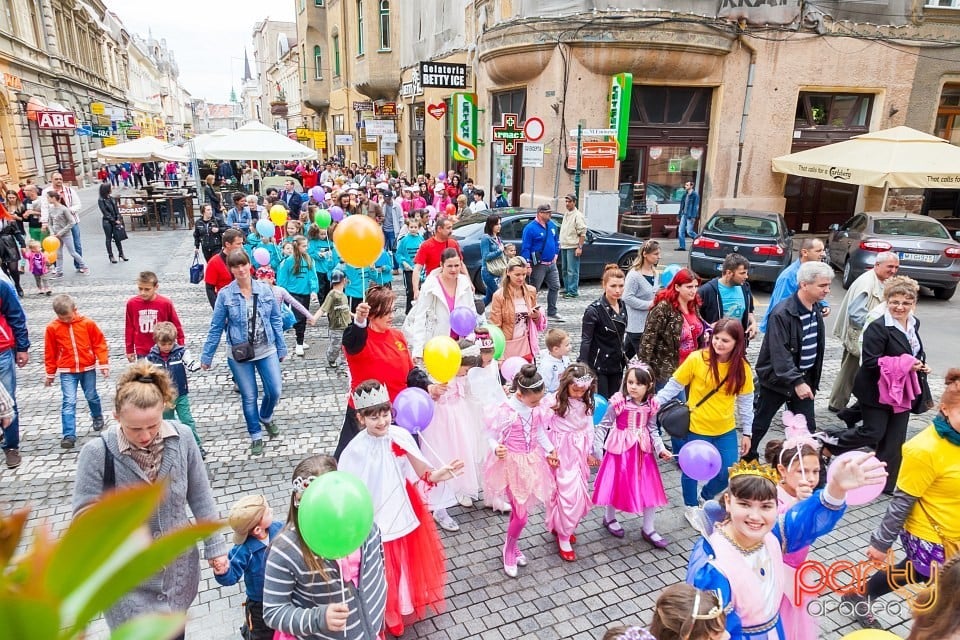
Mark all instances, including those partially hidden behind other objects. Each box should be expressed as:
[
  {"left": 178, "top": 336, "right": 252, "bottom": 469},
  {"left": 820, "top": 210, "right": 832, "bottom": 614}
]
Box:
[{"left": 44, "top": 294, "right": 109, "bottom": 449}]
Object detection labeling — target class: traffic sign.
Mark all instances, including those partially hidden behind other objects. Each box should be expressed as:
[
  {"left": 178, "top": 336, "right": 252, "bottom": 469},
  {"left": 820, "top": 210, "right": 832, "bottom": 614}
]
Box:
[
  {"left": 523, "top": 117, "right": 545, "bottom": 142},
  {"left": 353, "top": 101, "right": 374, "bottom": 112},
  {"left": 522, "top": 143, "right": 544, "bottom": 168},
  {"left": 569, "top": 128, "right": 616, "bottom": 137}
]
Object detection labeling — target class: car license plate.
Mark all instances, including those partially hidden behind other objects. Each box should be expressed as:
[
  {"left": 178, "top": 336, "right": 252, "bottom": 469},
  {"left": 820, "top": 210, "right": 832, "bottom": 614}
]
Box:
[{"left": 899, "top": 252, "right": 936, "bottom": 264}]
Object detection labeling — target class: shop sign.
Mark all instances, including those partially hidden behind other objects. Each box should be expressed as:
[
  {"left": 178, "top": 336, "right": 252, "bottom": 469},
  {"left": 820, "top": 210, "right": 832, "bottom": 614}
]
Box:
[
  {"left": 522, "top": 143, "right": 544, "bottom": 168},
  {"left": 668, "top": 158, "right": 682, "bottom": 173},
  {"left": 427, "top": 102, "right": 446, "bottom": 120},
  {"left": 353, "top": 101, "right": 374, "bottom": 112},
  {"left": 566, "top": 141, "right": 617, "bottom": 170},
  {"left": 365, "top": 120, "right": 395, "bottom": 136},
  {"left": 37, "top": 111, "right": 77, "bottom": 130},
  {"left": 94, "top": 114, "right": 111, "bottom": 126},
  {"left": 92, "top": 125, "right": 111, "bottom": 138},
  {"left": 717, "top": 0, "right": 801, "bottom": 25},
  {"left": 126, "top": 128, "right": 141, "bottom": 139},
  {"left": 103, "top": 136, "right": 118, "bottom": 146},
  {"left": 376, "top": 103, "right": 398, "bottom": 117},
  {"left": 382, "top": 133, "right": 399, "bottom": 144},
  {"left": 118, "top": 120, "right": 133, "bottom": 129},
  {"left": 492, "top": 113, "right": 525, "bottom": 155},
  {"left": 418, "top": 62, "right": 467, "bottom": 89},
  {"left": 119, "top": 204, "right": 148, "bottom": 215},
  {"left": 3, "top": 73, "right": 22, "bottom": 90},
  {"left": 400, "top": 70, "right": 423, "bottom": 98},
  {"left": 313, "top": 131, "right": 327, "bottom": 146},
  {"left": 361, "top": 139, "right": 378, "bottom": 152},
  {"left": 450, "top": 92, "right": 478, "bottom": 162},
  {"left": 335, "top": 134, "right": 354, "bottom": 146},
  {"left": 76, "top": 124, "right": 93, "bottom": 137},
  {"left": 381, "top": 141, "right": 396, "bottom": 155},
  {"left": 296, "top": 127, "right": 311, "bottom": 141},
  {"left": 608, "top": 73, "right": 633, "bottom": 161},
  {"left": 90, "top": 102, "right": 105, "bottom": 115},
  {"left": 690, "top": 147, "right": 704, "bottom": 160}
]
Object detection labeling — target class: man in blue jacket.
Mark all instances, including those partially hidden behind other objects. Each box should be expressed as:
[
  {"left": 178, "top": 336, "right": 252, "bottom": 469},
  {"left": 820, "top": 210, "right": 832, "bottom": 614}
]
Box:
[
  {"left": 280, "top": 179, "right": 303, "bottom": 215},
  {"left": 677, "top": 180, "right": 700, "bottom": 250},
  {"left": 697, "top": 252, "right": 757, "bottom": 340},
  {"left": 0, "top": 277, "right": 29, "bottom": 468},
  {"left": 520, "top": 204, "right": 564, "bottom": 322}
]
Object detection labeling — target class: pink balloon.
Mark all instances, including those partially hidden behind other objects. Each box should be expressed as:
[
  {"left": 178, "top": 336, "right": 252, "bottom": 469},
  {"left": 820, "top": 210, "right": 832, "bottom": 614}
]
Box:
[
  {"left": 252, "top": 247, "right": 271, "bottom": 266},
  {"left": 826, "top": 451, "right": 887, "bottom": 506},
  {"left": 500, "top": 356, "right": 527, "bottom": 383}
]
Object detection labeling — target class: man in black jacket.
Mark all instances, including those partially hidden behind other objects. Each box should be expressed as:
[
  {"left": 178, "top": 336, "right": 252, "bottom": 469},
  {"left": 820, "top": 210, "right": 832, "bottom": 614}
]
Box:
[
  {"left": 745, "top": 261, "right": 833, "bottom": 461},
  {"left": 697, "top": 253, "right": 757, "bottom": 339}
]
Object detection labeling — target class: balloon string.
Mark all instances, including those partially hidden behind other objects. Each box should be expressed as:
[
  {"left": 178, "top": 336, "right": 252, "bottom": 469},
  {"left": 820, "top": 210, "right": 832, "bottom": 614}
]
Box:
[
  {"left": 361, "top": 265, "right": 367, "bottom": 302},
  {"left": 419, "top": 437, "right": 461, "bottom": 479},
  {"left": 339, "top": 570, "right": 347, "bottom": 638}
]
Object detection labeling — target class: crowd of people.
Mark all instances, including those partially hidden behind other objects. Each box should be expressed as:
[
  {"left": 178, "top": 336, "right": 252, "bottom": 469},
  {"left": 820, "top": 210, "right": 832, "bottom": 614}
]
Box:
[{"left": 1, "top": 161, "right": 956, "bottom": 640}]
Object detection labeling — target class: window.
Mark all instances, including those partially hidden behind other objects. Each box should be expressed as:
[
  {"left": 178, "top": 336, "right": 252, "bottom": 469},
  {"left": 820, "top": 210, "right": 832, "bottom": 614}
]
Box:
[
  {"left": 379, "top": 1, "right": 390, "bottom": 50},
  {"left": 315, "top": 0, "right": 324, "bottom": 4},
  {"left": 936, "top": 84, "right": 960, "bottom": 144},
  {"left": 301, "top": 44, "right": 306, "bottom": 82},
  {"left": 0, "top": 0, "right": 14, "bottom": 35},
  {"left": 794, "top": 92, "right": 873, "bottom": 128},
  {"left": 356, "top": 0, "right": 364, "bottom": 55},
  {"left": 314, "top": 45, "right": 323, "bottom": 80},
  {"left": 927, "top": 0, "right": 960, "bottom": 7},
  {"left": 332, "top": 34, "right": 340, "bottom": 76},
  {"left": 332, "top": 114, "right": 345, "bottom": 131}
]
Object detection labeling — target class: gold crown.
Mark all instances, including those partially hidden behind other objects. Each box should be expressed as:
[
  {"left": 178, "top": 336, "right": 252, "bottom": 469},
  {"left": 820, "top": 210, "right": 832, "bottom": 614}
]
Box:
[{"left": 728, "top": 459, "right": 781, "bottom": 484}]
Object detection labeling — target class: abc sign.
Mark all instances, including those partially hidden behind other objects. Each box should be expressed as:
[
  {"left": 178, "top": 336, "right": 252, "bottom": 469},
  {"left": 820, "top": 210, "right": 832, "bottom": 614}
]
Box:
[{"left": 37, "top": 111, "right": 78, "bottom": 130}]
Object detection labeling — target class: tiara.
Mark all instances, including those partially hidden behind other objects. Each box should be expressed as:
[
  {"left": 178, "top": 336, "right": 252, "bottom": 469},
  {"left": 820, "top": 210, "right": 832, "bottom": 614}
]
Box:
[
  {"left": 728, "top": 459, "right": 780, "bottom": 484},
  {"left": 627, "top": 357, "right": 650, "bottom": 373},
  {"left": 572, "top": 374, "right": 594, "bottom": 389},
  {"left": 352, "top": 384, "right": 390, "bottom": 410},
  {"left": 476, "top": 335, "right": 494, "bottom": 349},
  {"left": 292, "top": 475, "right": 316, "bottom": 494},
  {"left": 461, "top": 344, "right": 481, "bottom": 358}
]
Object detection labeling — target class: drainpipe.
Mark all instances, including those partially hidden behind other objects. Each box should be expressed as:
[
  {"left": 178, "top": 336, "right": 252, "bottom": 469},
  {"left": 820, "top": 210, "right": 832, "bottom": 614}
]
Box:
[{"left": 733, "top": 25, "right": 756, "bottom": 199}]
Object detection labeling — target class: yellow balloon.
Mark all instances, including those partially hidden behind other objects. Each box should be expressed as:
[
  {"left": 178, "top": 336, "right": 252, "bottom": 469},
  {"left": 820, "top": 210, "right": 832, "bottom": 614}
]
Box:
[
  {"left": 42, "top": 235, "right": 60, "bottom": 252},
  {"left": 270, "top": 204, "right": 287, "bottom": 215},
  {"left": 422, "top": 336, "right": 461, "bottom": 383},
  {"left": 332, "top": 214, "right": 385, "bottom": 267},
  {"left": 841, "top": 631, "right": 900, "bottom": 640},
  {"left": 270, "top": 209, "right": 288, "bottom": 226}
]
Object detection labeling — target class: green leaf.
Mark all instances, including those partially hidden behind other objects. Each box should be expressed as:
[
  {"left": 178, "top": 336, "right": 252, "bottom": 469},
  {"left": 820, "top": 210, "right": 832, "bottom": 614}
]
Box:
[
  {"left": 0, "top": 594, "right": 60, "bottom": 640},
  {"left": 109, "top": 612, "right": 187, "bottom": 640},
  {"left": 47, "top": 483, "right": 167, "bottom": 600},
  {"left": 64, "top": 521, "right": 221, "bottom": 637}
]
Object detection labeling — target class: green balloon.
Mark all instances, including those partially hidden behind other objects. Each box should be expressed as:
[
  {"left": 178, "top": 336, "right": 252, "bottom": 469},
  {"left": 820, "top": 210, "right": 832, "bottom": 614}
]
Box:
[
  {"left": 314, "top": 209, "right": 332, "bottom": 229},
  {"left": 483, "top": 324, "right": 506, "bottom": 360},
  {"left": 297, "top": 471, "right": 374, "bottom": 559}
]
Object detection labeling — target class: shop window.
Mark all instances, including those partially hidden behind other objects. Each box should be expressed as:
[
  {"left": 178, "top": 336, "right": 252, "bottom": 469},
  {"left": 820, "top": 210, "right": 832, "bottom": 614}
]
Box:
[
  {"left": 936, "top": 84, "right": 960, "bottom": 145},
  {"left": 794, "top": 92, "right": 873, "bottom": 128},
  {"left": 631, "top": 86, "right": 711, "bottom": 125}
]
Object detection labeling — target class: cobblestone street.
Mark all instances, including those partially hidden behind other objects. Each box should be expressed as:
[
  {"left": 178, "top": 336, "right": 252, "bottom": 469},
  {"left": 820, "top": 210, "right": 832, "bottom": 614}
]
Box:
[{"left": 0, "top": 192, "right": 950, "bottom": 639}]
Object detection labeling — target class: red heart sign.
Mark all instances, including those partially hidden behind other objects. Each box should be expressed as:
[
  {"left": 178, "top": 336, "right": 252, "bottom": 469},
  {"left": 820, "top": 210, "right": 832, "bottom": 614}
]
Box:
[{"left": 427, "top": 103, "right": 447, "bottom": 120}]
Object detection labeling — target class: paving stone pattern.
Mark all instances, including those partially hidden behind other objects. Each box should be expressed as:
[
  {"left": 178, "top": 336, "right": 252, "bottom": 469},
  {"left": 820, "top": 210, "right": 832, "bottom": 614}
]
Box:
[{"left": 0, "top": 212, "right": 943, "bottom": 639}]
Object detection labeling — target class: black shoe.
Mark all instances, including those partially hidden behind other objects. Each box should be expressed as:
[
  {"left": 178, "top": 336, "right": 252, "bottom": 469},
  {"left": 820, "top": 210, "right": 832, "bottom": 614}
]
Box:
[
  {"left": 61, "top": 436, "right": 76, "bottom": 449},
  {"left": 109, "top": 257, "right": 118, "bottom": 263},
  {"left": 828, "top": 405, "right": 841, "bottom": 413},
  {"left": 120, "top": 255, "right": 129, "bottom": 261}
]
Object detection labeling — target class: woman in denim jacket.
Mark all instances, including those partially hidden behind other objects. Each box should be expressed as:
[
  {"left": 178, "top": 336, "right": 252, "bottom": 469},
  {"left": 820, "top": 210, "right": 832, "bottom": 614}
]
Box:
[{"left": 201, "top": 249, "right": 287, "bottom": 456}]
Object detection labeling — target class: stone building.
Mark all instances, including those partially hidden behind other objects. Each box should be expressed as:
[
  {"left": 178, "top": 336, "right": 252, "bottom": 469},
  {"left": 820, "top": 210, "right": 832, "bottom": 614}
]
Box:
[{"left": 251, "top": 19, "right": 299, "bottom": 135}]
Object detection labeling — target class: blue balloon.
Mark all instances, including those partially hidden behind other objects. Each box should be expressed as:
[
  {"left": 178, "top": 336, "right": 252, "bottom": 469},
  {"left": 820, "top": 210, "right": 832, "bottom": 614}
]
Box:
[
  {"left": 593, "top": 395, "right": 609, "bottom": 426},
  {"left": 255, "top": 219, "right": 276, "bottom": 238},
  {"left": 660, "top": 263, "right": 682, "bottom": 288}
]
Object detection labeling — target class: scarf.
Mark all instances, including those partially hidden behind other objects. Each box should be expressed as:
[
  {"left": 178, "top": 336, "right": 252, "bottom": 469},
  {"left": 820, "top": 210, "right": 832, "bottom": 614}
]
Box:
[{"left": 933, "top": 413, "right": 960, "bottom": 447}]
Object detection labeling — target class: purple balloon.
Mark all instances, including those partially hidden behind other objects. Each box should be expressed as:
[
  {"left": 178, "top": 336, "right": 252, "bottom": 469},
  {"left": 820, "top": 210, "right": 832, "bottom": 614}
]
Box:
[
  {"left": 329, "top": 206, "right": 345, "bottom": 222},
  {"left": 394, "top": 387, "right": 435, "bottom": 434},
  {"left": 449, "top": 306, "right": 477, "bottom": 337},
  {"left": 678, "top": 440, "right": 723, "bottom": 482},
  {"left": 309, "top": 186, "right": 324, "bottom": 202},
  {"left": 437, "top": 172, "right": 447, "bottom": 182}
]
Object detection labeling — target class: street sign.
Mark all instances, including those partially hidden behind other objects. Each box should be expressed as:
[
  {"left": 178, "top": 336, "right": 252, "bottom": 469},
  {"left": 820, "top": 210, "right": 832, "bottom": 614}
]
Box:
[
  {"left": 353, "top": 101, "right": 374, "bottom": 112},
  {"left": 569, "top": 128, "right": 616, "bottom": 137},
  {"left": 492, "top": 113, "right": 525, "bottom": 155},
  {"left": 450, "top": 92, "right": 478, "bottom": 162},
  {"left": 523, "top": 117, "right": 545, "bottom": 142},
  {"left": 566, "top": 141, "right": 617, "bottom": 170},
  {"left": 522, "top": 143, "right": 544, "bottom": 168},
  {"left": 364, "top": 120, "right": 395, "bottom": 136},
  {"left": 335, "top": 134, "right": 354, "bottom": 146},
  {"left": 37, "top": 111, "right": 77, "bottom": 130},
  {"left": 382, "top": 133, "right": 399, "bottom": 144}
]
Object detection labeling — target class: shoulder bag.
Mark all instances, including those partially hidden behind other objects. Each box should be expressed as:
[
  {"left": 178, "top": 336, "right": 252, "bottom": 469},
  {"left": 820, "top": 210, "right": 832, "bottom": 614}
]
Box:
[
  {"left": 912, "top": 359, "right": 934, "bottom": 415},
  {"left": 189, "top": 254, "right": 204, "bottom": 284},
  {"left": 484, "top": 237, "right": 508, "bottom": 277},
  {"left": 917, "top": 499, "right": 960, "bottom": 559},
  {"left": 231, "top": 293, "right": 258, "bottom": 362},
  {"left": 101, "top": 435, "right": 115, "bottom": 491},
  {"left": 657, "top": 374, "right": 728, "bottom": 440}
]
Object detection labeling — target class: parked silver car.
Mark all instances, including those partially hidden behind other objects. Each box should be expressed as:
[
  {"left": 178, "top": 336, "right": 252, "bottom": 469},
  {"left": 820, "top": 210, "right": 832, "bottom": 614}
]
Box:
[{"left": 827, "top": 212, "right": 960, "bottom": 300}]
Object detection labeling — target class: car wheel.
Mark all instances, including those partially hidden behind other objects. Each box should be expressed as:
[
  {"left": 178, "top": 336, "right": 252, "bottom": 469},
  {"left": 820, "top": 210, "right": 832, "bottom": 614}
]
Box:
[
  {"left": 618, "top": 251, "right": 638, "bottom": 273},
  {"left": 841, "top": 260, "right": 856, "bottom": 289},
  {"left": 934, "top": 285, "right": 957, "bottom": 301}
]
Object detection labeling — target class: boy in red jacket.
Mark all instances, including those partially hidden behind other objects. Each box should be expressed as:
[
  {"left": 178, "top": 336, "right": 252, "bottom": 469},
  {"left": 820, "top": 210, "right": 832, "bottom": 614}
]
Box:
[
  {"left": 44, "top": 294, "right": 109, "bottom": 448},
  {"left": 125, "top": 271, "right": 185, "bottom": 361}
]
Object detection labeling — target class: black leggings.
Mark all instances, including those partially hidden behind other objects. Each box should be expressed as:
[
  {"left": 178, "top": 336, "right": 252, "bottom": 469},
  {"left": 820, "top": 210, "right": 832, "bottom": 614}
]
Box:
[
  {"left": 102, "top": 220, "right": 124, "bottom": 258},
  {"left": 865, "top": 557, "right": 929, "bottom": 600},
  {"left": 291, "top": 292, "right": 311, "bottom": 345},
  {"left": 596, "top": 371, "right": 623, "bottom": 399},
  {"left": 0, "top": 260, "right": 21, "bottom": 294}
]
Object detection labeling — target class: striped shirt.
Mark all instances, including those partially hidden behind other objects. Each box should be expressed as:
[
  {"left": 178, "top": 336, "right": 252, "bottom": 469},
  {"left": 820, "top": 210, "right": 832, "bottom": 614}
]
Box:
[
  {"left": 798, "top": 307, "right": 818, "bottom": 371},
  {"left": 263, "top": 526, "right": 386, "bottom": 639}
]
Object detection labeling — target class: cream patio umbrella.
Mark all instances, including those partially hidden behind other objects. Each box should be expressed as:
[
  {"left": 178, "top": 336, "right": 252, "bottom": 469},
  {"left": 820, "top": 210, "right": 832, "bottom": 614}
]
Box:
[
  {"left": 185, "top": 128, "right": 234, "bottom": 160},
  {"left": 201, "top": 121, "right": 317, "bottom": 161},
  {"left": 772, "top": 126, "right": 960, "bottom": 209},
  {"left": 91, "top": 136, "right": 188, "bottom": 163}
]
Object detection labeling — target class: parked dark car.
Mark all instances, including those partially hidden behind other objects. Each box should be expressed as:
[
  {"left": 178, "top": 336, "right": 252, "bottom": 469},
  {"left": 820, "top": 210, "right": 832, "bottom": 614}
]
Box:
[
  {"left": 688, "top": 209, "right": 793, "bottom": 284},
  {"left": 452, "top": 209, "right": 641, "bottom": 293},
  {"left": 827, "top": 212, "right": 960, "bottom": 299}
]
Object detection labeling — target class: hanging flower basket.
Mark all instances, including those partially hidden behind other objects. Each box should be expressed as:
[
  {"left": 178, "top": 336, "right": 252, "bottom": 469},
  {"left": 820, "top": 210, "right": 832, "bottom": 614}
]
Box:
[{"left": 270, "top": 101, "right": 288, "bottom": 117}]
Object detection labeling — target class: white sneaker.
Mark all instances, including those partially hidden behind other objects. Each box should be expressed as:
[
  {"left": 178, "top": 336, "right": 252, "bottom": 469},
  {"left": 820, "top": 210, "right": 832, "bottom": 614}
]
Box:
[
  {"left": 684, "top": 505, "right": 704, "bottom": 533},
  {"left": 434, "top": 509, "right": 460, "bottom": 532},
  {"left": 301, "top": 343, "right": 310, "bottom": 350},
  {"left": 457, "top": 494, "right": 473, "bottom": 508},
  {"left": 295, "top": 345, "right": 304, "bottom": 357}
]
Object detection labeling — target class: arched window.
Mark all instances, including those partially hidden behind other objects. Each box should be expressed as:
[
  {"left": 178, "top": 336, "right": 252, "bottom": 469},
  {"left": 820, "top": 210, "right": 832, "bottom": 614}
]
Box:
[
  {"left": 332, "top": 34, "right": 340, "bottom": 76},
  {"left": 356, "top": 0, "right": 364, "bottom": 55},
  {"left": 378, "top": 1, "right": 390, "bottom": 50},
  {"left": 314, "top": 45, "right": 322, "bottom": 79}
]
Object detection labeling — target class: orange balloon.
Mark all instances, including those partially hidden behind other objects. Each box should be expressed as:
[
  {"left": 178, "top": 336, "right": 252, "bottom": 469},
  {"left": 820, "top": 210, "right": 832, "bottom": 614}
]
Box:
[
  {"left": 44, "top": 250, "right": 58, "bottom": 264},
  {"left": 42, "top": 236, "right": 60, "bottom": 252},
  {"left": 445, "top": 204, "right": 456, "bottom": 215},
  {"left": 333, "top": 214, "right": 385, "bottom": 267}
]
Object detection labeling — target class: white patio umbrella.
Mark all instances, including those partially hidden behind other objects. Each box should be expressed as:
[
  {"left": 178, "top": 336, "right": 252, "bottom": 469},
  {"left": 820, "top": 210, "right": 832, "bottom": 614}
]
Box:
[
  {"left": 201, "top": 121, "right": 317, "bottom": 161},
  {"left": 185, "top": 128, "right": 234, "bottom": 160},
  {"left": 92, "top": 136, "right": 188, "bottom": 163},
  {"left": 772, "top": 126, "right": 960, "bottom": 209}
]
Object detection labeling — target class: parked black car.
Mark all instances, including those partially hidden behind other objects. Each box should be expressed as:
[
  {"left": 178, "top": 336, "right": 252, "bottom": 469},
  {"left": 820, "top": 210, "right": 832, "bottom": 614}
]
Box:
[
  {"left": 688, "top": 209, "right": 794, "bottom": 284},
  {"left": 452, "top": 209, "right": 641, "bottom": 293}
]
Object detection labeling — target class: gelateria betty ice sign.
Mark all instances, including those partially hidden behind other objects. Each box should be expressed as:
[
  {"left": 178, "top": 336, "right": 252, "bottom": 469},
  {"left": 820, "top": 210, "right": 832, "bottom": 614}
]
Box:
[
  {"left": 717, "top": 0, "right": 801, "bottom": 25},
  {"left": 419, "top": 62, "right": 467, "bottom": 89}
]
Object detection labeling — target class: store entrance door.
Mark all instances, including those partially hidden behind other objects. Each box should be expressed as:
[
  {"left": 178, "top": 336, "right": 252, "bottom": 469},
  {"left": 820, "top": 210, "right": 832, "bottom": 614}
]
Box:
[{"left": 52, "top": 133, "right": 77, "bottom": 183}]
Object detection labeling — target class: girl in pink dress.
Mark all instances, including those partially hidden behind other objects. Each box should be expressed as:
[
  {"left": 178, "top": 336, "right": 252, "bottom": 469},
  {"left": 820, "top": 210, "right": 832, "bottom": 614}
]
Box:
[
  {"left": 592, "top": 360, "right": 672, "bottom": 547},
  {"left": 763, "top": 412, "right": 826, "bottom": 640},
  {"left": 544, "top": 363, "right": 599, "bottom": 562},
  {"left": 484, "top": 364, "right": 559, "bottom": 577}
]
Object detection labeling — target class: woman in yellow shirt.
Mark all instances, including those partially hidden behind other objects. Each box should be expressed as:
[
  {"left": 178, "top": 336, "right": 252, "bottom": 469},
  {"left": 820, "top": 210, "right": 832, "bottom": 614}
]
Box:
[
  {"left": 846, "top": 375, "right": 960, "bottom": 630},
  {"left": 653, "top": 317, "right": 755, "bottom": 531}
]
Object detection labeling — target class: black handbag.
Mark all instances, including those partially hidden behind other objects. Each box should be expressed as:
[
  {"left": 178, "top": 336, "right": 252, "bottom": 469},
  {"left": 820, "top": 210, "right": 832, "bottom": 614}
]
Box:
[
  {"left": 189, "top": 254, "right": 204, "bottom": 284},
  {"left": 657, "top": 375, "right": 728, "bottom": 439},
  {"left": 113, "top": 223, "right": 128, "bottom": 242},
  {"left": 912, "top": 368, "right": 934, "bottom": 415},
  {"left": 230, "top": 294, "right": 258, "bottom": 362}
]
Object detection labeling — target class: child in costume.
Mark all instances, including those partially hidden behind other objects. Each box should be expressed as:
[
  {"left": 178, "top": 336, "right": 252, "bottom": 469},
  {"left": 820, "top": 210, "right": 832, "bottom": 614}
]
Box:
[
  {"left": 484, "top": 364, "right": 559, "bottom": 577},
  {"left": 337, "top": 379, "right": 463, "bottom": 637},
  {"left": 763, "top": 412, "right": 826, "bottom": 640},
  {"left": 468, "top": 328, "right": 510, "bottom": 513},
  {"left": 592, "top": 359, "right": 671, "bottom": 546},
  {"left": 687, "top": 455, "right": 887, "bottom": 639},
  {"left": 543, "top": 363, "right": 598, "bottom": 561},
  {"left": 602, "top": 583, "right": 727, "bottom": 640}
]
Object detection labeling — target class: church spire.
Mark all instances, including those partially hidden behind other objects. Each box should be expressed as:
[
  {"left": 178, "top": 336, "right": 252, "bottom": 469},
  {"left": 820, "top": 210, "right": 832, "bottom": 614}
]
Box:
[{"left": 243, "top": 49, "right": 253, "bottom": 82}]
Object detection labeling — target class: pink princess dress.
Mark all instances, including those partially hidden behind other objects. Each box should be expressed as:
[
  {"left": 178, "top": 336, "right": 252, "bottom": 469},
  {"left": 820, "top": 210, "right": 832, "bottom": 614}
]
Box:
[
  {"left": 543, "top": 394, "right": 593, "bottom": 540},
  {"left": 421, "top": 374, "right": 483, "bottom": 502},
  {"left": 591, "top": 393, "right": 668, "bottom": 513},
  {"left": 483, "top": 398, "right": 554, "bottom": 509}
]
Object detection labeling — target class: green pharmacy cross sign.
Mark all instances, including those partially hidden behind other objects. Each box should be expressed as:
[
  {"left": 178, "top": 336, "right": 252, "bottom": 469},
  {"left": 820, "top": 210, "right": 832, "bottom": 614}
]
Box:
[{"left": 492, "top": 113, "right": 526, "bottom": 155}]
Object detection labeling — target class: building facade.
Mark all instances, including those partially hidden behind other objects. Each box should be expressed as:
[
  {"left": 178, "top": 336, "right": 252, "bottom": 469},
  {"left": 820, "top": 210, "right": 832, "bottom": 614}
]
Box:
[
  {"left": 251, "top": 20, "right": 299, "bottom": 135},
  {"left": 295, "top": 0, "right": 329, "bottom": 156}
]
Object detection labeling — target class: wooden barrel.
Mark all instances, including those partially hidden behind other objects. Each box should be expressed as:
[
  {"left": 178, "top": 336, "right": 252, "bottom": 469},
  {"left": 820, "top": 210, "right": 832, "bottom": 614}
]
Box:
[{"left": 620, "top": 213, "right": 652, "bottom": 238}]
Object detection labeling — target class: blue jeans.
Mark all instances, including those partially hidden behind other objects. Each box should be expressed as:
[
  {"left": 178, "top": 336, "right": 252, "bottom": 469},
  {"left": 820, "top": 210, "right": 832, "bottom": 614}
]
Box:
[
  {"left": 677, "top": 215, "right": 699, "bottom": 249},
  {"left": 60, "top": 370, "right": 102, "bottom": 439},
  {"left": 0, "top": 350, "right": 19, "bottom": 450},
  {"left": 228, "top": 354, "right": 283, "bottom": 439},
  {"left": 561, "top": 248, "right": 580, "bottom": 296},
  {"left": 674, "top": 429, "right": 740, "bottom": 507},
  {"left": 70, "top": 224, "right": 84, "bottom": 270},
  {"left": 481, "top": 268, "right": 499, "bottom": 307},
  {"left": 383, "top": 228, "right": 398, "bottom": 269}
]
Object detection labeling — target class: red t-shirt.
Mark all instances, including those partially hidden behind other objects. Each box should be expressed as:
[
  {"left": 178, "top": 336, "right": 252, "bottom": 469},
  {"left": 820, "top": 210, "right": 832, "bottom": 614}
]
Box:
[
  {"left": 125, "top": 295, "right": 185, "bottom": 357},
  {"left": 302, "top": 170, "right": 318, "bottom": 189},
  {"left": 345, "top": 327, "right": 414, "bottom": 408},
  {"left": 413, "top": 237, "right": 463, "bottom": 274},
  {"left": 203, "top": 253, "right": 233, "bottom": 293}
]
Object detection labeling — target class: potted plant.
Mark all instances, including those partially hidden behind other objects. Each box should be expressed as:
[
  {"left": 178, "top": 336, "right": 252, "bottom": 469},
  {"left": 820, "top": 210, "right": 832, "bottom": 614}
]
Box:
[{"left": 270, "top": 83, "right": 288, "bottom": 117}]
